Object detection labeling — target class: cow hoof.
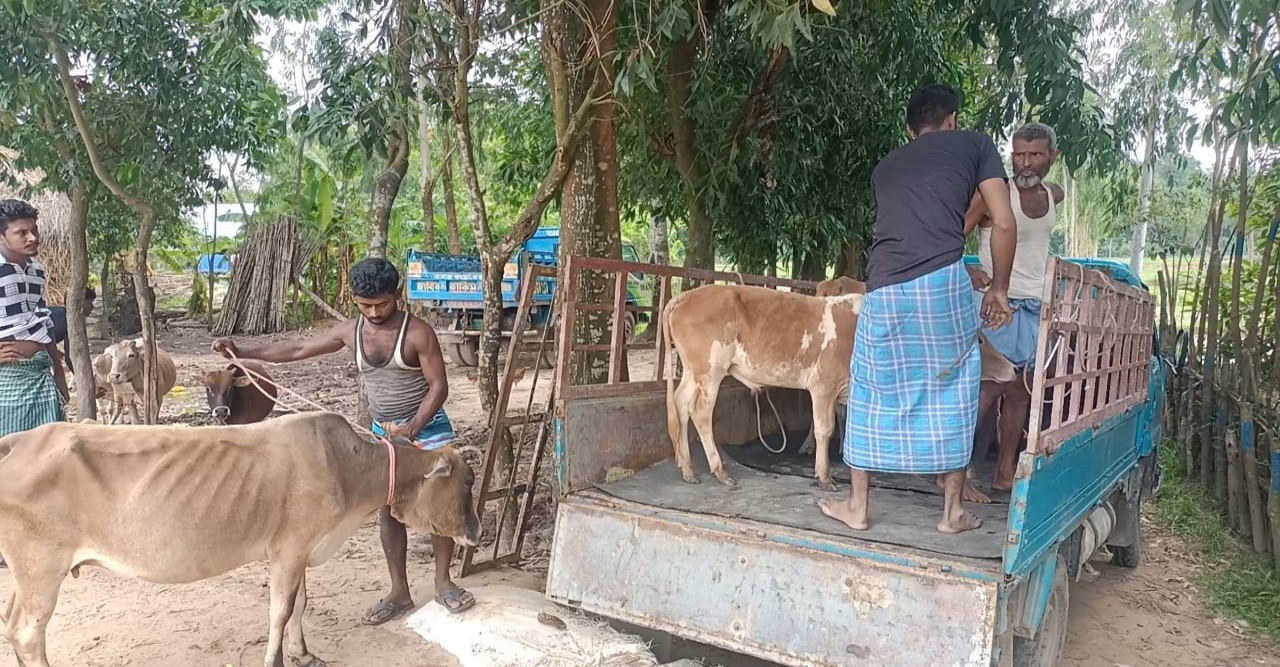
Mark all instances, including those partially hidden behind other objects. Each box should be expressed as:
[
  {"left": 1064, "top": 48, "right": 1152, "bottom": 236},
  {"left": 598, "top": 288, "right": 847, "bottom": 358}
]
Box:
[
  {"left": 817, "top": 479, "right": 839, "bottom": 492},
  {"left": 716, "top": 475, "right": 737, "bottom": 487},
  {"left": 291, "top": 654, "right": 327, "bottom": 667},
  {"left": 681, "top": 472, "right": 701, "bottom": 484}
]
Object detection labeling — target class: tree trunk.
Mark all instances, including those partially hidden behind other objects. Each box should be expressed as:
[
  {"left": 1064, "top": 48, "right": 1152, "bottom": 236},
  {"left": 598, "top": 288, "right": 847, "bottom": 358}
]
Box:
[
  {"left": 49, "top": 36, "right": 160, "bottom": 423},
  {"left": 669, "top": 33, "right": 713, "bottom": 271},
  {"left": 650, "top": 209, "right": 669, "bottom": 308},
  {"left": 365, "top": 0, "right": 419, "bottom": 259},
  {"left": 66, "top": 182, "right": 95, "bottom": 420},
  {"left": 441, "top": 122, "right": 462, "bottom": 254},
  {"left": 99, "top": 259, "right": 112, "bottom": 337},
  {"left": 833, "top": 236, "right": 865, "bottom": 279},
  {"left": 417, "top": 67, "right": 436, "bottom": 253},
  {"left": 1129, "top": 106, "right": 1157, "bottom": 274},
  {"left": 546, "top": 0, "right": 624, "bottom": 386}
]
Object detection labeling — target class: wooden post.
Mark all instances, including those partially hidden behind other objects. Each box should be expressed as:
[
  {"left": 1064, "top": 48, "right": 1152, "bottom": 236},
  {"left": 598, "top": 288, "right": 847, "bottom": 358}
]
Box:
[
  {"left": 1216, "top": 406, "right": 1229, "bottom": 504},
  {"left": 1240, "top": 405, "right": 1267, "bottom": 552},
  {"left": 1269, "top": 435, "right": 1280, "bottom": 570},
  {"left": 1227, "top": 429, "right": 1244, "bottom": 536}
]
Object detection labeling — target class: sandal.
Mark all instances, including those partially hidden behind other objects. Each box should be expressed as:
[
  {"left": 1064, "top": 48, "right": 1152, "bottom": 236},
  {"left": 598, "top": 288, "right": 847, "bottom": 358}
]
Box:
[
  {"left": 361, "top": 599, "right": 414, "bottom": 626},
  {"left": 434, "top": 587, "right": 475, "bottom": 614}
]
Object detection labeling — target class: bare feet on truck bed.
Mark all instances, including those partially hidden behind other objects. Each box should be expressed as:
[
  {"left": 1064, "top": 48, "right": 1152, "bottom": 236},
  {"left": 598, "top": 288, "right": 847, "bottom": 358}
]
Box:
[
  {"left": 819, "top": 498, "right": 869, "bottom": 531},
  {"left": 936, "top": 474, "right": 992, "bottom": 503},
  {"left": 937, "top": 509, "right": 983, "bottom": 534}
]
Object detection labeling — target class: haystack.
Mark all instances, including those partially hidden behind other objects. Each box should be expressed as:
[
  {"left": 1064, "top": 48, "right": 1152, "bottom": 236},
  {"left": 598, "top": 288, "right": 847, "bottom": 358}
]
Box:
[{"left": 0, "top": 147, "right": 74, "bottom": 305}]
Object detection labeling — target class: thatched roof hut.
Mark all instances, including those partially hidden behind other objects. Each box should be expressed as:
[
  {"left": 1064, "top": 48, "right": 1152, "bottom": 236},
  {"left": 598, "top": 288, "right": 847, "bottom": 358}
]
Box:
[{"left": 0, "top": 147, "right": 74, "bottom": 305}]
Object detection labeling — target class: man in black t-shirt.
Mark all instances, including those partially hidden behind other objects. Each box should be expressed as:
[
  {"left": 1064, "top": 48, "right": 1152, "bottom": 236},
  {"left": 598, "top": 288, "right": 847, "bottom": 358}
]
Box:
[
  {"left": 820, "top": 84, "right": 1017, "bottom": 535},
  {"left": 47, "top": 286, "right": 97, "bottom": 373}
]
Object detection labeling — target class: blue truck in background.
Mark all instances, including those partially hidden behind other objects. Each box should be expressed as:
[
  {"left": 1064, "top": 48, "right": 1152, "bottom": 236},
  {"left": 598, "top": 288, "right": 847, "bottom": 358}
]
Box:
[{"left": 405, "top": 227, "right": 648, "bottom": 367}]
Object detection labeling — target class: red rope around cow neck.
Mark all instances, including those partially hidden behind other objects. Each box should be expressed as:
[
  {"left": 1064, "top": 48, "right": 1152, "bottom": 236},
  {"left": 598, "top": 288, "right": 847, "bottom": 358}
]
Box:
[{"left": 221, "top": 349, "right": 397, "bottom": 507}]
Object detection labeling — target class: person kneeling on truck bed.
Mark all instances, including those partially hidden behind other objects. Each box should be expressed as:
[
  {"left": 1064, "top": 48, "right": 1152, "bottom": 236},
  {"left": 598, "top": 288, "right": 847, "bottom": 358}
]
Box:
[
  {"left": 960, "top": 121, "right": 1065, "bottom": 503},
  {"left": 819, "top": 83, "right": 1016, "bottom": 535},
  {"left": 212, "top": 257, "right": 475, "bottom": 624}
]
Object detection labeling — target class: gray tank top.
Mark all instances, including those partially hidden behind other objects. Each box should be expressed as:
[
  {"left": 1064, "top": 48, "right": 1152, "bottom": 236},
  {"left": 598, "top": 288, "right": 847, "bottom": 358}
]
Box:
[{"left": 355, "top": 313, "right": 430, "bottom": 423}]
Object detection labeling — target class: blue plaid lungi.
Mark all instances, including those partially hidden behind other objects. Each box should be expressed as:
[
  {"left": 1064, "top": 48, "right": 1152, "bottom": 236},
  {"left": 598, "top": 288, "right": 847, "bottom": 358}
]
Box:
[
  {"left": 371, "top": 408, "right": 455, "bottom": 451},
  {"left": 973, "top": 293, "right": 1041, "bottom": 371},
  {"left": 844, "top": 260, "right": 981, "bottom": 474},
  {"left": 0, "top": 351, "right": 64, "bottom": 438}
]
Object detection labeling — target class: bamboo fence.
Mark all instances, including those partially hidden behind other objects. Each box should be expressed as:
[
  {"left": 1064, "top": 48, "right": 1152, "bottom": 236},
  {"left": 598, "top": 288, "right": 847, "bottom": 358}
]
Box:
[{"left": 1161, "top": 209, "right": 1280, "bottom": 572}]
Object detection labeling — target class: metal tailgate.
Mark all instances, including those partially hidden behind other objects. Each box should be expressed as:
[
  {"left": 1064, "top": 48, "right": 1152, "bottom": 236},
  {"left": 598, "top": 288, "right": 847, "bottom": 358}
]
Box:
[{"left": 546, "top": 494, "right": 1000, "bottom": 667}]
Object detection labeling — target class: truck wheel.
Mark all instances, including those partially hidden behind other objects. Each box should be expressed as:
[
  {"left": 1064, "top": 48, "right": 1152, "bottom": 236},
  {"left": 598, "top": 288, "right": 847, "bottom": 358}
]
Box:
[
  {"left": 444, "top": 339, "right": 480, "bottom": 367},
  {"left": 1013, "top": 556, "right": 1069, "bottom": 667},
  {"left": 624, "top": 312, "right": 637, "bottom": 342}
]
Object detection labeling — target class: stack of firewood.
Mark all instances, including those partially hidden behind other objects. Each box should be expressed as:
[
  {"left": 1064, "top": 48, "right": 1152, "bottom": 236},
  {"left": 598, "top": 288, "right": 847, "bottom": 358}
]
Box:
[{"left": 212, "top": 216, "right": 320, "bottom": 335}]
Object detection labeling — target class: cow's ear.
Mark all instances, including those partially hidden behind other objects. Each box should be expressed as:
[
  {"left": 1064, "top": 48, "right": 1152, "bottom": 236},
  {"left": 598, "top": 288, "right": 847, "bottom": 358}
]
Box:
[
  {"left": 232, "top": 376, "right": 254, "bottom": 387},
  {"left": 424, "top": 455, "right": 452, "bottom": 480}
]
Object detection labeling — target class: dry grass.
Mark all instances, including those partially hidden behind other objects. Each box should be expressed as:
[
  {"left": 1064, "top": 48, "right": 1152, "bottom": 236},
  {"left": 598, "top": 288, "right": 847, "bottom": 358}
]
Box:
[{"left": 0, "top": 146, "right": 75, "bottom": 304}]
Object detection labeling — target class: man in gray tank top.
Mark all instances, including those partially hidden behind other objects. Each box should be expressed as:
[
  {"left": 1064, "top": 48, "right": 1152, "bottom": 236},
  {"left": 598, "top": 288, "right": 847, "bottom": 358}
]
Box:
[{"left": 212, "top": 258, "right": 475, "bottom": 625}]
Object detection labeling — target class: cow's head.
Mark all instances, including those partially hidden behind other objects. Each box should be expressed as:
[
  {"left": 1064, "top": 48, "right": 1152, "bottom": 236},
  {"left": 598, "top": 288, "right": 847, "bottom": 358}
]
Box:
[
  {"left": 977, "top": 333, "right": 1017, "bottom": 383},
  {"left": 204, "top": 366, "right": 254, "bottom": 422},
  {"left": 394, "top": 440, "right": 482, "bottom": 547},
  {"left": 106, "top": 339, "right": 143, "bottom": 385}
]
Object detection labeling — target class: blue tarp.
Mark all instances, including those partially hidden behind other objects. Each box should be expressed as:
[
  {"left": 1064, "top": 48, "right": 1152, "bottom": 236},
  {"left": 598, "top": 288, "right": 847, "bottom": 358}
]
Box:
[{"left": 197, "top": 254, "right": 232, "bottom": 274}]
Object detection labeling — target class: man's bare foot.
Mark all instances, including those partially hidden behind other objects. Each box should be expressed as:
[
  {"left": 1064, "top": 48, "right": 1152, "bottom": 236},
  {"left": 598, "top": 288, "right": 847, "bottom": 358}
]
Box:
[
  {"left": 937, "top": 510, "right": 983, "bottom": 534},
  {"left": 992, "top": 468, "right": 1015, "bottom": 491},
  {"left": 819, "top": 498, "right": 869, "bottom": 531},
  {"left": 962, "top": 483, "right": 991, "bottom": 504},
  {"left": 936, "top": 474, "right": 990, "bottom": 503}
]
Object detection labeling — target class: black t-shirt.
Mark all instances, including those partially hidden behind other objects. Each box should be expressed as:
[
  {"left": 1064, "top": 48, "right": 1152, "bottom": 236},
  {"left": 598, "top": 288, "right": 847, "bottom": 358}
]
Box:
[
  {"left": 865, "top": 129, "right": 1006, "bottom": 291},
  {"left": 48, "top": 306, "right": 73, "bottom": 372}
]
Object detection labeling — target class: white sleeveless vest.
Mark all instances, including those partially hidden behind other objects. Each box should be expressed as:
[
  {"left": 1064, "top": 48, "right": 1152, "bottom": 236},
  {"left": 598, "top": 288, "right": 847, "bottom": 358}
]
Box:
[{"left": 977, "top": 183, "right": 1058, "bottom": 301}]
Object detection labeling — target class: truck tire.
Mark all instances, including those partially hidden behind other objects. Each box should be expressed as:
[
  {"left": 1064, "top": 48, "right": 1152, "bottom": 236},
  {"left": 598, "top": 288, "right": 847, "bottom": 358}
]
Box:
[
  {"left": 1013, "top": 555, "right": 1069, "bottom": 667},
  {"left": 443, "top": 338, "right": 480, "bottom": 367},
  {"left": 624, "top": 312, "right": 637, "bottom": 342}
]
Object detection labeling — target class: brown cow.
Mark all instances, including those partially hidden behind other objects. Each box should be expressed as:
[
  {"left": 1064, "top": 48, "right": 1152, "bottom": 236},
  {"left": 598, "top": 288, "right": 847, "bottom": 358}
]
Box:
[
  {"left": 664, "top": 281, "right": 1017, "bottom": 491},
  {"left": 204, "top": 360, "right": 279, "bottom": 424},
  {"left": 0, "top": 411, "right": 481, "bottom": 667}
]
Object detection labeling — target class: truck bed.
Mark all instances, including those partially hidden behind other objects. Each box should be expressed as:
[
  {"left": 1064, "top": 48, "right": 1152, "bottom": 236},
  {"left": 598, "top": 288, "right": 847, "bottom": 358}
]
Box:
[{"left": 595, "top": 439, "right": 1009, "bottom": 561}]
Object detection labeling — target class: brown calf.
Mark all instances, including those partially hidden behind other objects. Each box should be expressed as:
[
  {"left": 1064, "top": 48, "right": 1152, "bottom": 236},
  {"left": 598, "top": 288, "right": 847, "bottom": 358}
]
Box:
[
  {"left": 204, "top": 360, "right": 280, "bottom": 424},
  {"left": 664, "top": 280, "right": 1017, "bottom": 491}
]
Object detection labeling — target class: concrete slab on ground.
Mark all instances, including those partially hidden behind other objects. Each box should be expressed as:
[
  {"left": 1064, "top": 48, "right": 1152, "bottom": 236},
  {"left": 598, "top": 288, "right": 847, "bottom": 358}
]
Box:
[{"left": 406, "top": 584, "right": 661, "bottom": 667}]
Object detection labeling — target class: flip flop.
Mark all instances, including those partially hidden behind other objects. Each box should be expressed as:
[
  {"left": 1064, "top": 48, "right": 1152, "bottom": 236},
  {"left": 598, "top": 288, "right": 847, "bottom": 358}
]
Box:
[
  {"left": 435, "top": 587, "right": 475, "bottom": 614},
  {"left": 361, "top": 599, "right": 414, "bottom": 626}
]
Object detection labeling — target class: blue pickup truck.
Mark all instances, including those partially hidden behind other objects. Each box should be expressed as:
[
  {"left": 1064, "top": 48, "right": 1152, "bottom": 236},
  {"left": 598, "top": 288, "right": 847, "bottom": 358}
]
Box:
[
  {"left": 545, "top": 256, "right": 1165, "bottom": 666},
  {"left": 405, "top": 227, "right": 649, "bottom": 367}
]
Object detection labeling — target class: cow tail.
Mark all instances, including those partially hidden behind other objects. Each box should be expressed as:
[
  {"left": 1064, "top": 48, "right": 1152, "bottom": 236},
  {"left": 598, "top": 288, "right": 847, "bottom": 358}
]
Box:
[{"left": 663, "top": 301, "right": 680, "bottom": 454}]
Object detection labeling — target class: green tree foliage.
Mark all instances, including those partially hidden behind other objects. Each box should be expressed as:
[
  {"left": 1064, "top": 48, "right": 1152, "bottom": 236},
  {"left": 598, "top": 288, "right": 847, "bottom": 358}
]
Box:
[{"left": 612, "top": 0, "right": 1120, "bottom": 275}]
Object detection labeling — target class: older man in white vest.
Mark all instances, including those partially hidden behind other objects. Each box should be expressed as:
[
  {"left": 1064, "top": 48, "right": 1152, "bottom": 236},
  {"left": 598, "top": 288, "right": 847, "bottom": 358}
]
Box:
[{"left": 963, "top": 122, "right": 1064, "bottom": 501}]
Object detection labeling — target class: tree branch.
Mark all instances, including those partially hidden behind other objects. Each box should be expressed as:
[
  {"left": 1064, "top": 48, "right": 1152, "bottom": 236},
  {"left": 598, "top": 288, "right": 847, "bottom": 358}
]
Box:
[
  {"left": 47, "top": 35, "right": 157, "bottom": 221},
  {"left": 495, "top": 87, "right": 600, "bottom": 259},
  {"left": 730, "top": 45, "right": 789, "bottom": 147}
]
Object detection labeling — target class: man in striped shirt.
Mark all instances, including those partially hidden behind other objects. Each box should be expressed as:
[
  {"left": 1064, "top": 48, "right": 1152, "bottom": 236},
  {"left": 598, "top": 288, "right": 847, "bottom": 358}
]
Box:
[{"left": 0, "top": 199, "right": 67, "bottom": 437}]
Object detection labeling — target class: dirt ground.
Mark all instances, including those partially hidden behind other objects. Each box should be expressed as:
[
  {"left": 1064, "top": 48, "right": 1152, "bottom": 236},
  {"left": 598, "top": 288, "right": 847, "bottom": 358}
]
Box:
[{"left": 3, "top": 320, "right": 1277, "bottom": 666}]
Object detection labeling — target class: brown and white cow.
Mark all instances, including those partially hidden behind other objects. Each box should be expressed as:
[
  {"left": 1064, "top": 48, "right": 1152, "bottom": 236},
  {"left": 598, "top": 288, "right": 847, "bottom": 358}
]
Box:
[
  {"left": 204, "top": 360, "right": 279, "bottom": 425},
  {"left": 0, "top": 411, "right": 481, "bottom": 667},
  {"left": 103, "top": 338, "right": 178, "bottom": 423},
  {"left": 663, "top": 281, "right": 1017, "bottom": 490},
  {"left": 88, "top": 346, "right": 142, "bottom": 425}
]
